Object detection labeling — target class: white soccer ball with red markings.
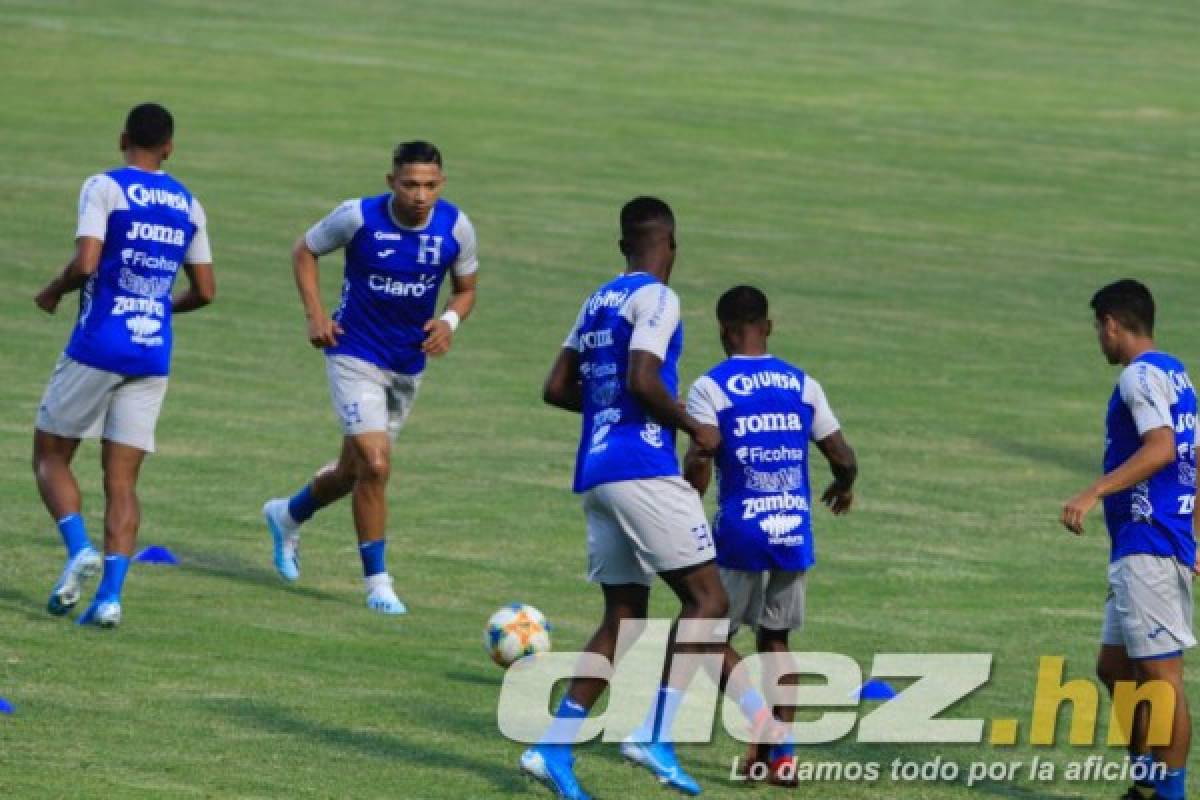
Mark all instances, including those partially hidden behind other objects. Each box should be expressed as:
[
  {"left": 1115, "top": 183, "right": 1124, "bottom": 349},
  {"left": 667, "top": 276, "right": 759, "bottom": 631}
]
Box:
[{"left": 485, "top": 604, "right": 551, "bottom": 667}]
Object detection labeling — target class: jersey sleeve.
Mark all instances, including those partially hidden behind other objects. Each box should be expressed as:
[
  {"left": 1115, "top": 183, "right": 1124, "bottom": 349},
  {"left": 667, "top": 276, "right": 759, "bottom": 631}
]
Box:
[
  {"left": 686, "top": 375, "right": 728, "bottom": 427},
  {"left": 804, "top": 376, "right": 841, "bottom": 441},
  {"left": 304, "top": 199, "right": 363, "bottom": 256},
  {"left": 184, "top": 197, "right": 212, "bottom": 264},
  {"left": 626, "top": 284, "right": 680, "bottom": 359},
  {"left": 1119, "top": 362, "right": 1175, "bottom": 435},
  {"left": 75, "top": 174, "right": 124, "bottom": 240},
  {"left": 450, "top": 211, "right": 478, "bottom": 278},
  {"left": 562, "top": 298, "right": 588, "bottom": 351}
]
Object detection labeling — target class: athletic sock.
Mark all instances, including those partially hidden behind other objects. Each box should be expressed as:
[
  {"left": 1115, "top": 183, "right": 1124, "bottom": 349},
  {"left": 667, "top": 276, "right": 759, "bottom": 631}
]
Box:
[
  {"left": 96, "top": 554, "right": 130, "bottom": 603},
  {"left": 633, "top": 687, "right": 686, "bottom": 743},
  {"left": 737, "top": 687, "right": 767, "bottom": 721},
  {"left": 538, "top": 696, "right": 589, "bottom": 750},
  {"left": 57, "top": 513, "right": 91, "bottom": 558},
  {"left": 286, "top": 484, "right": 322, "bottom": 526},
  {"left": 359, "top": 539, "right": 387, "bottom": 578},
  {"left": 1155, "top": 766, "right": 1186, "bottom": 800}
]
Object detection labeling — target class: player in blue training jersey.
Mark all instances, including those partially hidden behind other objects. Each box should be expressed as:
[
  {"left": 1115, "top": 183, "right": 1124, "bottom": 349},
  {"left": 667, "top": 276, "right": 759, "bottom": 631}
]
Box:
[
  {"left": 32, "top": 103, "right": 215, "bottom": 628},
  {"left": 521, "top": 197, "right": 759, "bottom": 800},
  {"left": 1061, "top": 280, "right": 1195, "bottom": 800},
  {"left": 262, "top": 141, "right": 478, "bottom": 615},
  {"left": 682, "top": 285, "right": 857, "bottom": 786}
]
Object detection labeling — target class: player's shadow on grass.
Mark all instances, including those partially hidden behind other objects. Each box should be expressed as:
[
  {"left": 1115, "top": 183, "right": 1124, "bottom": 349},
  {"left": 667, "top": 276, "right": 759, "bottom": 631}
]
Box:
[
  {"left": 170, "top": 545, "right": 342, "bottom": 603},
  {"left": 209, "top": 698, "right": 528, "bottom": 794},
  {"left": 0, "top": 587, "right": 48, "bottom": 621},
  {"left": 445, "top": 669, "right": 502, "bottom": 687},
  {"left": 977, "top": 436, "right": 1095, "bottom": 477}
]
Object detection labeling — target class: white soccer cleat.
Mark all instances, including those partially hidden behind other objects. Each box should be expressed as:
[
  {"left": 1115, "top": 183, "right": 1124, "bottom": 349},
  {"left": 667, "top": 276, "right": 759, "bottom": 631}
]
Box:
[
  {"left": 262, "top": 498, "right": 300, "bottom": 582},
  {"left": 47, "top": 547, "right": 103, "bottom": 616},
  {"left": 78, "top": 599, "right": 122, "bottom": 628},
  {"left": 365, "top": 574, "right": 407, "bottom": 615}
]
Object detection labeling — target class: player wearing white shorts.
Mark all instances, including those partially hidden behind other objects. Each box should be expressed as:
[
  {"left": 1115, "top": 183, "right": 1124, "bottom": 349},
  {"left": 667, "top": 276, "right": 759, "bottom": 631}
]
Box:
[
  {"left": 1061, "top": 280, "right": 1195, "bottom": 800},
  {"left": 33, "top": 103, "right": 215, "bottom": 628},
  {"left": 261, "top": 141, "right": 478, "bottom": 615},
  {"left": 683, "top": 285, "right": 857, "bottom": 786},
  {"left": 521, "top": 197, "right": 733, "bottom": 800}
]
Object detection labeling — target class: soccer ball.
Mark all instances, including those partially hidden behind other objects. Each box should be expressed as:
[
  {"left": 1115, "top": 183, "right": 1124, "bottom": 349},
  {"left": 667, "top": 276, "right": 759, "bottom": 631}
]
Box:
[{"left": 484, "top": 603, "right": 551, "bottom": 667}]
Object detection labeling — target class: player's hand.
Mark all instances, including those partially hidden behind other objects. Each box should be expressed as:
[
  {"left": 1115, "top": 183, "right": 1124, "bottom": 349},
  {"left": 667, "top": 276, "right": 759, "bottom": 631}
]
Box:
[
  {"left": 421, "top": 318, "right": 454, "bottom": 356},
  {"left": 1061, "top": 488, "right": 1099, "bottom": 535},
  {"left": 34, "top": 285, "right": 61, "bottom": 314},
  {"left": 689, "top": 423, "right": 721, "bottom": 456},
  {"left": 307, "top": 316, "right": 343, "bottom": 349},
  {"left": 821, "top": 483, "right": 854, "bottom": 515}
]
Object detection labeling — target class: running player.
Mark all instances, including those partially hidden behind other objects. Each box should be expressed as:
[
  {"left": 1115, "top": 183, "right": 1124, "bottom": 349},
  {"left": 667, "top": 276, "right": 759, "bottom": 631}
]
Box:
[
  {"left": 262, "top": 141, "right": 478, "bottom": 615},
  {"left": 520, "top": 197, "right": 731, "bottom": 799},
  {"left": 683, "top": 285, "right": 857, "bottom": 785},
  {"left": 34, "top": 102, "right": 215, "bottom": 628},
  {"left": 1061, "top": 279, "right": 1195, "bottom": 800}
]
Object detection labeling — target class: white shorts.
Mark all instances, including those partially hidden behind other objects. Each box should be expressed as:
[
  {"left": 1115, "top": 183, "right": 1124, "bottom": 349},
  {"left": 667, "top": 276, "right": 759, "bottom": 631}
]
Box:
[
  {"left": 583, "top": 476, "right": 716, "bottom": 587},
  {"left": 1101, "top": 554, "right": 1196, "bottom": 660},
  {"left": 326, "top": 355, "right": 422, "bottom": 439},
  {"left": 720, "top": 568, "right": 807, "bottom": 635},
  {"left": 35, "top": 354, "right": 168, "bottom": 452}
]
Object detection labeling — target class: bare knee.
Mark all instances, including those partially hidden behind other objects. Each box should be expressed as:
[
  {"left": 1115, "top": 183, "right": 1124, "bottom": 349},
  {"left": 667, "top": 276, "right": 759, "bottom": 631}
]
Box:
[{"left": 355, "top": 450, "right": 391, "bottom": 484}]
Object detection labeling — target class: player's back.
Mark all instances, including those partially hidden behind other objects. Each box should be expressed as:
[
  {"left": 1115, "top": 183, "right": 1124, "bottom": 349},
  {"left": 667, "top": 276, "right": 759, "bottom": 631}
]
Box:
[{"left": 569, "top": 272, "right": 683, "bottom": 492}]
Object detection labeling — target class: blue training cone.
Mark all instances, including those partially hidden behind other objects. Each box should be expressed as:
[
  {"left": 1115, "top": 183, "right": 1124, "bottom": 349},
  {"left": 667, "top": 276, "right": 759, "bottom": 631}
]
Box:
[
  {"left": 134, "top": 545, "right": 179, "bottom": 565},
  {"left": 0, "top": 698, "right": 14, "bottom": 715},
  {"left": 854, "top": 679, "right": 897, "bottom": 701}
]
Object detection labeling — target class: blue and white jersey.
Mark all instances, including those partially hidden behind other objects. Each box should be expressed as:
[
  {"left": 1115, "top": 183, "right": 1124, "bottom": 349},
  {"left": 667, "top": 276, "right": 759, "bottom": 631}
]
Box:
[
  {"left": 305, "top": 195, "right": 478, "bottom": 375},
  {"left": 1103, "top": 351, "right": 1197, "bottom": 566},
  {"left": 565, "top": 272, "right": 684, "bottom": 493},
  {"left": 687, "top": 355, "right": 840, "bottom": 572},
  {"left": 66, "top": 167, "right": 211, "bottom": 377}
]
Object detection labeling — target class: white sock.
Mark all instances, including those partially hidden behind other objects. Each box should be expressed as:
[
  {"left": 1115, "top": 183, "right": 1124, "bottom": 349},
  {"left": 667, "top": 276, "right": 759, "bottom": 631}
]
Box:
[{"left": 365, "top": 573, "right": 393, "bottom": 593}]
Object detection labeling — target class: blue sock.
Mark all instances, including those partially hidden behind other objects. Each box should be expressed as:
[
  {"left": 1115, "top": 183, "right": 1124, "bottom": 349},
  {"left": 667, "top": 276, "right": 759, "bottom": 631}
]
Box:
[
  {"left": 96, "top": 554, "right": 131, "bottom": 603},
  {"left": 634, "top": 687, "right": 685, "bottom": 743},
  {"left": 769, "top": 741, "right": 796, "bottom": 761},
  {"left": 286, "top": 484, "right": 322, "bottom": 525},
  {"left": 358, "top": 539, "right": 387, "bottom": 578},
  {"left": 538, "top": 696, "right": 589, "bottom": 749},
  {"left": 1132, "top": 753, "right": 1155, "bottom": 788},
  {"left": 1156, "top": 766, "right": 1186, "bottom": 800},
  {"left": 738, "top": 687, "right": 767, "bottom": 722},
  {"left": 56, "top": 513, "right": 91, "bottom": 558}
]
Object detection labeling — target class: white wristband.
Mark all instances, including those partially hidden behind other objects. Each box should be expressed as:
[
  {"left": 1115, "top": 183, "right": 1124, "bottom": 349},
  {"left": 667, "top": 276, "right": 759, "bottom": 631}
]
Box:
[{"left": 439, "top": 309, "right": 461, "bottom": 332}]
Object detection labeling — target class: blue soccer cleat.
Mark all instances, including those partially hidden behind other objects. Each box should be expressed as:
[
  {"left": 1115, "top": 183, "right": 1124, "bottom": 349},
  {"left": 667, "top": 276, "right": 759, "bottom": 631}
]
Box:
[
  {"left": 77, "top": 598, "right": 121, "bottom": 628},
  {"left": 262, "top": 498, "right": 300, "bottom": 582},
  {"left": 520, "top": 746, "right": 592, "bottom": 800},
  {"left": 47, "top": 546, "right": 103, "bottom": 616},
  {"left": 620, "top": 738, "right": 702, "bottom": 796}
]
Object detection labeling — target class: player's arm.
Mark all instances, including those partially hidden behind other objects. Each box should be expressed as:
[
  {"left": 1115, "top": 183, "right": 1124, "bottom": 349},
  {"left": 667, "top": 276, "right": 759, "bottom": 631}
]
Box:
[
  {"left": 682, "top": 377, "right": 720, "bottom": 494},
  {"left": 292, "top": 237, "right": 340, "bottom": 348},
  {"left": 628, "top": 351, "right": 718, "bottom": 454},
  {"left": 543, "top": 347, "right": 583, "bottom": 413},
  {"left": 424, "top": 213, "right": 479, "bottom": 356},
  {"left": 172, "top": 199, "right": 215, "bottom": 313},
  {"left": 816, "top": 431, "right": 858, "bottom": 515},
  {"left": 1062, "top": 363, "right": 1177, "bottom": 535},
  {"left": 1062, "top": 426, "right": 1175, "bottom": 535},
  {"left": 683, "top": 442, "right": 714, "bottom": 495},
  {"left": 35, "top": 237, "right": 103, "bottom": 313}
]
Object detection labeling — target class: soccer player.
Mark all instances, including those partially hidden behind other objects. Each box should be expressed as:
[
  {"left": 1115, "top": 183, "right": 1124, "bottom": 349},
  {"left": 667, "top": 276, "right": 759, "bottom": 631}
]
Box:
[
  {"left": 520, "top": 197, "right": 731, "bottom": 800},
  {"left": 33, "top": 102, "right": 215, "bottom": 628},
  {"left": 1060, "top": 280, "right": 1195, "bottom": 800},
  {"left": 262, "top": 141, "right": 477, "bottom": 615},
  {"left": 682, "top": 285, "right": 857, "bottom": 785}
]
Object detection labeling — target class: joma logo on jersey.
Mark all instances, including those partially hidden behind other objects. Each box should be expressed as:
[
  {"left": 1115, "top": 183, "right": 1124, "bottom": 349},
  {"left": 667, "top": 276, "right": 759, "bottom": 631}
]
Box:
[
  {"left": 726, "top": 371, "right": 803, "bottom": 397},
  {"left": 368, "top": 273, "right": 437, "bottom": 298},
  {"left": 127, "top": 222, "right": 185, "bottom": 246},
  {"left": 126, "top": 183, "right": 189, "bottom": 212},
  {"left": 112, "top": 296, "right": 166, "bottom": 318},
  {"left": 742, "top": 493, "right": 809, "bottom": 519},
  {"left": 578, "top": 329, "right": 614, "bottom": 350},
  {"left": 732, "top": 412, "right": 804, "bottom": 437}
]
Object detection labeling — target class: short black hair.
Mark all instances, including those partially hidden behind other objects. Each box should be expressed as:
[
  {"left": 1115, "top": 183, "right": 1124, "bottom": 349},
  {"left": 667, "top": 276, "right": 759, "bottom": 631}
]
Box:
[
  {"left": 620, "top": 196, "right": 674, "bottom": 246},
  {"left": 393, "top": 140, "right": 443, "bottom": 169},
  {"left": 717, "top": 285, "right": 769, "bottom": 327},
  {"left": 124, "top": 103, "right": 173, "bottom": 149},
  {"left": 1091, "top": 279, "right": 1154, "bottom": 336}
]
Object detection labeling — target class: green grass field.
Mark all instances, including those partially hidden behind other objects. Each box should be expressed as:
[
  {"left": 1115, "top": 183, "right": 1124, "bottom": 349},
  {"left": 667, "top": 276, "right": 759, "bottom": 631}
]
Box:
[{"left": 2, "top": 1, "right": 1199, "bottom": 797}]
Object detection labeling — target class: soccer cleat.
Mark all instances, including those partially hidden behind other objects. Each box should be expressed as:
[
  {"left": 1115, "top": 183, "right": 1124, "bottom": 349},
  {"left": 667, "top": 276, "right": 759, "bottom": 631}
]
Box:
[
  {"left": 520, "top": 746, "right": 591, "bottom": 800},
  {"left": 77, "top": 599, "right": 121, "bottom": 628},
  {"left": 47, "top": 547, "right": 102, "bottom": 616},
  {"left": 365, "top": 575, "right": 407, "bottom": 615},
  {"left": 767, "top": 754, "right": 799, "bottom": 788},
  {"left": 262, "top": 498, "right": 300, "bottom": 582},
  {"left": 620, "top": 738, "right": 702, "bottom": 796}
]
